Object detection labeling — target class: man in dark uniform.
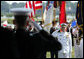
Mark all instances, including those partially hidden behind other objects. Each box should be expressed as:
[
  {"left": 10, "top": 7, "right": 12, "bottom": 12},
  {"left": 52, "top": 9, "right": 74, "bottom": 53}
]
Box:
[
  {"left": 50, "top": 21, "right": 59, "bottom": 58},
  {"left": 10, "top": 8, "right": 62, "bottom": 58},
  {"left": 1, "top": 27, "right": 20, "bottom": 58},
  {"left": 1, "top": 27, "right": 12, "bottom": 57},
  {"left": 50, "top": 21, "right": 58, "bottom": 34}
]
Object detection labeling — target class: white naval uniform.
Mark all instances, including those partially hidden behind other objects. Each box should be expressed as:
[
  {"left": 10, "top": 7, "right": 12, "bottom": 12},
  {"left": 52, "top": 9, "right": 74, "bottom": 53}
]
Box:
[
  {"left": 74, "top": 38, "right": 81, "bottom": 58},
  {"left": 72, "top": 28, "right": 83, "bottom": 58},
  {"left": 52, "top": 31, "right": 72, "bottom": 58},
  {"left": 74, "top": 35, "right": 83, "bottom": 58},
  {"left": 79, "top": 35, "right": 83, "bottom": 58}
]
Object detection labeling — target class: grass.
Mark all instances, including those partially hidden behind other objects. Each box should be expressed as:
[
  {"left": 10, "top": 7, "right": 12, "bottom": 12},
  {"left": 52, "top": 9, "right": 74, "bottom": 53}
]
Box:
[
  {"left": 1, "top": 18, "right": 41, "bottom": 24},
  {"left": 46, "top": 46, "right": 75, "bottom": 58},
  {"left": 1, "top": 18, "right": 13, "bottom": 24}
]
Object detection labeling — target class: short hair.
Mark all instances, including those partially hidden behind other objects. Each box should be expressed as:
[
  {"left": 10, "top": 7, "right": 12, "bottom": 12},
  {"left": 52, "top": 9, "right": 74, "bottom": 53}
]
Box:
[
  {"left": 14, "top": 15, "right": 28, "bottom": 26},
  {"left": 52, "top": 21, "right": 57, "bottom": 26}
]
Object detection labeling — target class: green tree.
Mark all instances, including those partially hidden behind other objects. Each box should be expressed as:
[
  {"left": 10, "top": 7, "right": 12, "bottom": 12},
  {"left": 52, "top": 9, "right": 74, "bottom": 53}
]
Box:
[
  {"left": 18, "top": 3, "right": 25, "bottom": 7},
  {"left": 6, "top": 13, "right": 13, "bottom": 17},
  {"left": 1, "top": 14, "right": 4, "bottom": 17},
  {"left": 11, "top": 2, "right": 18, "bottom": 8},
  {"left": 1, "top": 1, "right": 10, "bottom": 15}
]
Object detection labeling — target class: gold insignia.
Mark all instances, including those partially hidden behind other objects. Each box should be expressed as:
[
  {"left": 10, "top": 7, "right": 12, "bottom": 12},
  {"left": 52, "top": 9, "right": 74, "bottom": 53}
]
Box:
[
  {"left": 66, "top": 35, "right": 69, "bottom": 37},
  {"left": 78, "top": 3, "right": 79, "bottom": 7}
]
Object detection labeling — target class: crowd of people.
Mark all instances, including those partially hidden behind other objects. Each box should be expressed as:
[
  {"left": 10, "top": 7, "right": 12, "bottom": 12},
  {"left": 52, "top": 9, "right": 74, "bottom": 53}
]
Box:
[
  {"left": 50, "top": 21, "right": 83, "bottom": 58},
  {"left": 1, "top": 8, "right": 83, "bottom": 58},
  {"left": 39, "top": 20, "right": 83, "bottom": 58}
]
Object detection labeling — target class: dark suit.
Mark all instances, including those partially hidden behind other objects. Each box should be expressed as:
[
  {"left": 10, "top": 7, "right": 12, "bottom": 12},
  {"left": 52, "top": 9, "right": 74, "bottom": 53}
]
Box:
[{"left": 50, "top": 27, "right": 58, "bottom": 58}]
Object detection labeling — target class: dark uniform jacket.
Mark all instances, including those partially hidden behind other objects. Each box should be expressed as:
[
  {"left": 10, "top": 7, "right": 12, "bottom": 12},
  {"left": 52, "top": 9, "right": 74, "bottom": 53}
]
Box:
[
  {"left": 50, "top": 27, "right": 56, "bottom": 34},
  {"left": 1, "top": 27, "right": 20, "bottom": 58},
  {"left": 1, "top": 27, "right": 62, "bottom": 58},
  {"left": 14, "top": 29, "right": 62, "bottom": 58}
]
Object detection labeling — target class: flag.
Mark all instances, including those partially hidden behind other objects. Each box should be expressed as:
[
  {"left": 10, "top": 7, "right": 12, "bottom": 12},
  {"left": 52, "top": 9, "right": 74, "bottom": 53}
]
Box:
[
  {"left": 25, "top": 1, "right": 35, "bottom": 17},
  {"left": 53, "top": 1, "right": 58, "bottom": 8},
  {"left": 58, "top": 1, "right": 62, "bottom": 7},
  {"left": 43, "top": 1, "right": 54, "bottom": 33},
  {"left": 29, "top": 16, "right": 35, "bottom": 21},
  {"left": 34, "top": 1, "right": 43, "bottom": 24},
  {"left": 53, "top": 1, "right": 61, "bottom": 8},
  {"left": 25, "top": 1, "right": 43, "bottom": 17},
  {"left": 43, "top": 1, "right": 50, "bottom": 22},
  {"left": 32, "top": 1, "right": 35, "bottom": 17},
  {"left": 59, "top": 1, "right": 66, "bottom": 26},
  {"left": 53, "top": 1, "right": 61, "bottom": 22},
  {"left": 25, "top": 2, "right": 28, "bottom": 8},
  {"left": 71, "top": 20, "right": 77, "bottom": 27},
  {"left": 34, "top": 1, "right": 42, "bottom": 9},
  {"left": 76, "top": 1, "right": 83, "bottom": 32},
  {"left": 53, "top": 1, "right": 57, "bottom": 8}
]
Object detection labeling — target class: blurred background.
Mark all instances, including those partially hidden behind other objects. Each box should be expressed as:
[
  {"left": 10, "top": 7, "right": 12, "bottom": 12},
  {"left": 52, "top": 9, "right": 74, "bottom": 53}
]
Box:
[{"left": 1, "top": 1, "right": 78, "bottom": 24}]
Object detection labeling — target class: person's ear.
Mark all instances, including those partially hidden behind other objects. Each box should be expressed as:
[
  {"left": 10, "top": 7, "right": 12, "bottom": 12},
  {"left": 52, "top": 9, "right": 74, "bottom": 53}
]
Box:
[{"left": 65, "top": 27, "right": 67, "bottom": 31}]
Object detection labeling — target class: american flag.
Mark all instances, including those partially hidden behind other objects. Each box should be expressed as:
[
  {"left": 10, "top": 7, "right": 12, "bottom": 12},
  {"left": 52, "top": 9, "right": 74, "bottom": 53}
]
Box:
[
  {"left": 35, "top": 1, "right": 42, "bottom": 10},
  {"left": 25, "top": 1, "right": 35, "bottom": 17},
  {"left": 53, "top": 1, "right": 61, "bottom": 8},
  {"left": 25, "top": 1, "right": 42, "bottom": 17},
  {"left": 76, "top": 1, "right": 83, "bottom": 32}
]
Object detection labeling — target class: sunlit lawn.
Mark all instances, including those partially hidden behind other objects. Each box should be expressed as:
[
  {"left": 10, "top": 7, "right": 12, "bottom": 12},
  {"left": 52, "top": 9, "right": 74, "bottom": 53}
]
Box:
[{"left": 46, "top": 46, "right": 75, "bottom": 58}]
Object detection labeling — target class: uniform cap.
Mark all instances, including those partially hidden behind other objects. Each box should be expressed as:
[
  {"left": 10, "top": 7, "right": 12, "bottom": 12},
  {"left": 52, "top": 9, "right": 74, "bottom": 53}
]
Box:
[
  {"left": 61, "top": 23, "right": 67, "bottom": 27},
  {"left": 10, "top": 8, "right": 32, "bottom": 16}
]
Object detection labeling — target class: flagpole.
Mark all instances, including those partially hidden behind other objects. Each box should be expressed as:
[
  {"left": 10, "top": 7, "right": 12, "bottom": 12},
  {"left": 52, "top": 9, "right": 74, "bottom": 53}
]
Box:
[
  {"left": 41, "top": 6, "right": 44, "bottom": 25},
  {"left": 53, "top": 7, "right": 56, "bottom": 24},
  {"left": 34, "top": 14, "right": 39, "bottom": 22}
]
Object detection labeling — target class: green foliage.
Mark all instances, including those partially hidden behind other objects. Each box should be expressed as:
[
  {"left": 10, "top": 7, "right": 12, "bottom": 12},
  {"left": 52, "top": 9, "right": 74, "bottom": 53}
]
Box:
[
  {"left": 1, "top": 1, "right": 78, "bottom": 17},
  {"left": 17, "top": 3, "right": 25, "bottom": 7},
  {"left": 6, "top": 13, "right": 13, "bottom": 17},
  {"left": 1, "top": 18, "right": 13, "bottom": 24},
  {"left": 1, "top": 1, "right": 10, "bottom": 15},
  {"left": 10, "top": 2, "right": 25, "bottom": 8},
  {"left": 1, "top": 1, "right": 25, "bottom": 15},
  {"left": 46, "top": 46, "right": 75, "bottom": 58},
  {"left": 11, "top": 2, "right": 18, "bottom": 8},
  {"left": 1, "top": 14, "right": 4, "bottom": 17},
  {"left": 8, "top": 20, "right": 13, "bottom": 24},
  {"left": 7, "top": 19, "right": 13, "bottom": 24}
]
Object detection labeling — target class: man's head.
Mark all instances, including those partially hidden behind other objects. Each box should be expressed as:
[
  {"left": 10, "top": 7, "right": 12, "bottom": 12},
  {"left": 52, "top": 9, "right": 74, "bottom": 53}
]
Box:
[
  {"left": 10, "top": 8, "right": 31, "bottom": 30},
  {"left": 52, "top": 21, "right": 57, "bottom": 27},
  {"left": 61, "top": 23, "right": 67, "bottom": 32},
  {"left": 13, "top": 15, "right": 28, "bottom": 29}
]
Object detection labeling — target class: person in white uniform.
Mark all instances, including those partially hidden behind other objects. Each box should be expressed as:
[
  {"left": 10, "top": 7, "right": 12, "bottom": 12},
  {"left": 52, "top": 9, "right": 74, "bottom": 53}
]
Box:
[
  {"left": 78, "top": 28, "right": 83, "bottom": 58},
  {"left": 52, "top": 23, "right": 72, "bottom": 58},
  {"left": 72, "top": 27, "right": 79, "bottom": 58},
  {"left": 73, "top": 27, "right": 83, "bottom": 58},
  {"left": 79, "top": 34, "right": 83, "bottom": 58}
]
